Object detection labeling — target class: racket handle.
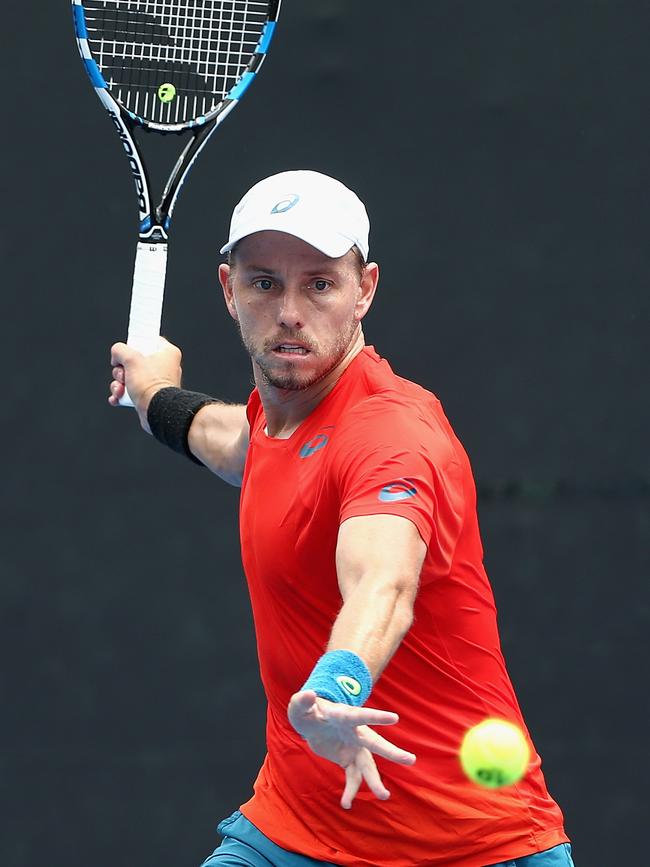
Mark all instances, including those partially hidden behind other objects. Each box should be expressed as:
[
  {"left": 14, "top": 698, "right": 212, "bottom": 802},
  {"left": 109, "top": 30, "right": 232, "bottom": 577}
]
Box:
[{"left": 118, "top": 241, "right": 168, "bottom": 408}]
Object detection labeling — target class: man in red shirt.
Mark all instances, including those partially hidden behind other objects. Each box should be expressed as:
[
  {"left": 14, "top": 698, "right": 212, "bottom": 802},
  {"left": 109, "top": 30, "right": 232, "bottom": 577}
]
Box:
[{"left": 109, "top": 171, "right": 574, "bottom": 867}]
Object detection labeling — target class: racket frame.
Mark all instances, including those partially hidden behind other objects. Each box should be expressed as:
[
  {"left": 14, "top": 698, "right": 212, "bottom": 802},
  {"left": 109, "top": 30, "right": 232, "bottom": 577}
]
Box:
[
  {"left": 72, "top": 0, "right": 281, "bottom": 238},
  {"left": 71, "top": 0, "right": 281, "bottom": 403}
]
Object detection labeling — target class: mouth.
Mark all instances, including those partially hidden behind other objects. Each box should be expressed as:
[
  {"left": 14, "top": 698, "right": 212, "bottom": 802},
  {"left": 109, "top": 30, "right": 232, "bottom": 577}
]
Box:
[{"left": 271, "top": 343, "right": 311, "bottom": 357}]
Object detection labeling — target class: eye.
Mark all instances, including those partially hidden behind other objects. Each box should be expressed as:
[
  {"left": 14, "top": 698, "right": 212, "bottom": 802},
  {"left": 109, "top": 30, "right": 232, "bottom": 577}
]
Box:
[
  {"left": 311, "top": 279, "right": 332, "bottom": 292},
  {"left": 253, "top": 278, "right": 274, "bottom": 291}
]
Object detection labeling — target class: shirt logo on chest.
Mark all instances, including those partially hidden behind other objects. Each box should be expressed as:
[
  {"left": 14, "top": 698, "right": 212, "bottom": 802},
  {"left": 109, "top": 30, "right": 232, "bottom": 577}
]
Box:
[
  {"left": 299, "top": 426, "right": 334, "bottom": 459},
  {"left": 299, "top": 434, "right": 329, "bottom": 459}
]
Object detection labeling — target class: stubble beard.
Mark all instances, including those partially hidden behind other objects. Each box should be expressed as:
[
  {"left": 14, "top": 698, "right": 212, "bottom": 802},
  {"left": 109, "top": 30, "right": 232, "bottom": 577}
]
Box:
[{"left": 239, "top": 319, "right": 358, "bottom": 391}]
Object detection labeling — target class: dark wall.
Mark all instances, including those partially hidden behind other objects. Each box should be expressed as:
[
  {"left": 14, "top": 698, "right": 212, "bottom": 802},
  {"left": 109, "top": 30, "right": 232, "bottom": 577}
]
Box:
[{"left": 2, "top": 2, "right": 648, "bottom": 865}]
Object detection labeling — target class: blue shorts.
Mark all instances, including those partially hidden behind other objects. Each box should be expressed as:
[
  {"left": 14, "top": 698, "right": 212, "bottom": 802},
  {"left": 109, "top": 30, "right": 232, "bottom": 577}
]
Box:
[{"left": 201, "top": 810, "right": 575, "bottom": 867}]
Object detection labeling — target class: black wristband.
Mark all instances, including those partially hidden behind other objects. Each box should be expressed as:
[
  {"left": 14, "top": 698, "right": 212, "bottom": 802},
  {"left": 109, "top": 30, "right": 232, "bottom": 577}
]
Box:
[{"left": 147, "top": 387, "right": 217, "bottom": 465}]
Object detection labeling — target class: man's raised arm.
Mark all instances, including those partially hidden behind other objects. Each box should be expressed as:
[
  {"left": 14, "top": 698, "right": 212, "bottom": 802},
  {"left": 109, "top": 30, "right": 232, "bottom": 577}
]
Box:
[{"left": 109, "top": 339, "right": 248, "bottom": 486}]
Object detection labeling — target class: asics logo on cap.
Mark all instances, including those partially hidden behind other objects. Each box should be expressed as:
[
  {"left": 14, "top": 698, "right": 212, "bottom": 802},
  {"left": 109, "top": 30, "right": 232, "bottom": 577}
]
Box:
[{"left": 271, "top": 193, "right": 300, "bottom": 214}]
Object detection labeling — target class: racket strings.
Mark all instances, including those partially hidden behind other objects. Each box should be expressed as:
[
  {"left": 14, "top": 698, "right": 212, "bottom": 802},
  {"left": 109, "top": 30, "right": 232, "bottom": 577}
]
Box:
[{"left": 83, "top": 0, "right": 269, "bottom": 124}]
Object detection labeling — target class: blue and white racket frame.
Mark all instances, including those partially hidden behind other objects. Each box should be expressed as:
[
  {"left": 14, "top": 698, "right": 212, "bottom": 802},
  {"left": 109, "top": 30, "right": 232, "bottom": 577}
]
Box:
[{"left": 71, "top": 0, "right": 282, "bottom": 405}]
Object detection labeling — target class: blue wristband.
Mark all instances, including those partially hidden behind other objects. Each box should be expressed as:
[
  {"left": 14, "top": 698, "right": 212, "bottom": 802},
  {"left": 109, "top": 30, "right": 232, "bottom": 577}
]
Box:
[{"left": 301, "top": 650, "right": 372, "bottom": 706}]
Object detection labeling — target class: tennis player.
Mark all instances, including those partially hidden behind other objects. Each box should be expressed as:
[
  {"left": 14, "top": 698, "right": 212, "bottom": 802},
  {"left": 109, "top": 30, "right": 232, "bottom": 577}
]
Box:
[{"left": 110, "top": 171, "right": 574, "bottom": 867}]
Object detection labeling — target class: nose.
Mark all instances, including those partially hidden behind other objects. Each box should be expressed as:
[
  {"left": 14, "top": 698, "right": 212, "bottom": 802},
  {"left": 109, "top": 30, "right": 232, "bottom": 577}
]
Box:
[{"left": 277, "top": 287, "right": 304, "bottom": 330}]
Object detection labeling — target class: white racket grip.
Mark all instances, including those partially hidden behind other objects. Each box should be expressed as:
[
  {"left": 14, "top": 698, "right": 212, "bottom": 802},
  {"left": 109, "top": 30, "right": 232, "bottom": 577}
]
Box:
[{"left": 118, "top": 241, "right": 168, "bottom": 408}]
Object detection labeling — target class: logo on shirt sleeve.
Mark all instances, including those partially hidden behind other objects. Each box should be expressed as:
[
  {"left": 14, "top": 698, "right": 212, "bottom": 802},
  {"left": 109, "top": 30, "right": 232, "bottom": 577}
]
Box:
[{"left": 378, "top": 479, "right": 418, "bottom": 502}]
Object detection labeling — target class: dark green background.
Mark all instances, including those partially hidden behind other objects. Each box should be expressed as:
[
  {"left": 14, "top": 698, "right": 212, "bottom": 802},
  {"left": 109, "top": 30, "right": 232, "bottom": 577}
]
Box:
[{"left": 2, "top": 2, "right": 648, "bottom": 865}]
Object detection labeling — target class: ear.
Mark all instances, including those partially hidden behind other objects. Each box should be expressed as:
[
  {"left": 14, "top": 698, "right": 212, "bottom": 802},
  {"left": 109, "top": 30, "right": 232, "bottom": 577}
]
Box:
[
  {"left": 219, "top": 263, "right": 239, "bottom": 321},
  {"left": 354, "top": 262, "right": 379, "bottom": 322}
]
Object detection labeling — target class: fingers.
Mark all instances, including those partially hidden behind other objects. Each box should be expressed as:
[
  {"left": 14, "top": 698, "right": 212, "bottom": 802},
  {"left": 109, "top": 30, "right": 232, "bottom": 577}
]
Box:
[
  {"left": 110, "top": 338, "right": 180, "bottom": 367},
  {"left": 110, "top": 342, "right": 131, "bottom": 367},
  {"left": 288, "top": 690, "right": 318, "bottom": 717},
  {"left": 108, "top": 379, "right": 125, "bottom": 407},
  {"left": 287, "top": 690, "right": 320, "bottom": 733},
  {"left": 358, "top": 750, "right": 390, "bottom": 801},
  {"left": 108, "top": 364, "right": 125, "bottom": 406},
  {"left": 340, "top": 763, "right": 362, "bottom": 810},
  {"left": 357, "top": 727, "right": 416, "bottom": 765},
  {"left": 323, "top": 703, "right": 399, "bottom": 728},
  {"left": 108, "top": 339, "right": 183, "bottom": 412},
  {"left": 340, "top": 750, "right": 390, "bottom": 809},
  {"left": 289, "top": 694, "right": 398, "bottom": 738},
  {"left": 294, "top": 690, "right": 318, "bottom": 708},
  {"left": 109, "top": 364, "right": 125, "bottom": 406}
]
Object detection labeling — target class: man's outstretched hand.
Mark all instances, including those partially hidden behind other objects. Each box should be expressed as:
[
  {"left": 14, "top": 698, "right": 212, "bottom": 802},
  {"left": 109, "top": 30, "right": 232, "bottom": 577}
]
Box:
[{"left": 287, "top": 689, "right": 416, "bottom": 809}]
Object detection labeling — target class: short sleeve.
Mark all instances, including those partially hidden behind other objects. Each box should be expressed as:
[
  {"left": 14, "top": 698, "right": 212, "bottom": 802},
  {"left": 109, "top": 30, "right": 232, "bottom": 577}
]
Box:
[{"left": 329, "top": 397, "right": 465, "bottom": 577}]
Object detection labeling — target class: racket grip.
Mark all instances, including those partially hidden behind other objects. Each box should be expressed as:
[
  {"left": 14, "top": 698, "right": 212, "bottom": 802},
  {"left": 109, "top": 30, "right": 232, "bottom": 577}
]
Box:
[{"left": 118, "top": 241, "right": 168, "bottom": 408}]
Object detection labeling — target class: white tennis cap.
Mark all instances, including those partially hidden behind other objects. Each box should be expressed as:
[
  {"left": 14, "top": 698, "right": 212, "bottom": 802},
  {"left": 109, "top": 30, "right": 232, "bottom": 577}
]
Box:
[{"left": 220, "top": 170, "right": 370, "bottom": 260}]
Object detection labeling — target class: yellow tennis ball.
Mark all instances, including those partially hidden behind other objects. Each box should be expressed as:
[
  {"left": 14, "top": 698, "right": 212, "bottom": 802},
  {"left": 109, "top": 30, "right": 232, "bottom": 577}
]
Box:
[
  {"left": 158, "top": 83, "right": 176, "bottom": 103},
  {"left": 459, "top": 718, "right": 530, "bottom": 788}
]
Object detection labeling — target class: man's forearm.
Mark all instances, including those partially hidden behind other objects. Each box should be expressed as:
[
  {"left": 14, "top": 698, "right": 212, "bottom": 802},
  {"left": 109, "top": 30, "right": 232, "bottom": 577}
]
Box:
[
  {"left": 327, "top": 573, "right": 415, "bottom": 680},
  {"left": 327, "top": 514, "right": 425, "bottom": 685},
  {"left": 187, "top": 402, "right": 249, "bottom": 485}
]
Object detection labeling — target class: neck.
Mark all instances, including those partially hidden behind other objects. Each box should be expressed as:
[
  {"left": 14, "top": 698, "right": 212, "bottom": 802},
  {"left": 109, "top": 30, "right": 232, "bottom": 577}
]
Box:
[{"left": 254, "top": 329, "right": 366, "bottom": 438}]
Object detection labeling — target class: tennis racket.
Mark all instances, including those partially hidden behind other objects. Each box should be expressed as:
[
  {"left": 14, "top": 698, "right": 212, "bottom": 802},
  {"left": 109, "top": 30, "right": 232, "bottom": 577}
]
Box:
[{"left": 71, "top": 0, "right": 281, "bottom": 406}]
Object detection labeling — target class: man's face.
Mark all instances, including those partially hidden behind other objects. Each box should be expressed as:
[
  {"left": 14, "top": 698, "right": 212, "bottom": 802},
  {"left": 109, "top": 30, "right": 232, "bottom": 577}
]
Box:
[{"left": 219, "top": 231, "right": 377, "bottom": 391}]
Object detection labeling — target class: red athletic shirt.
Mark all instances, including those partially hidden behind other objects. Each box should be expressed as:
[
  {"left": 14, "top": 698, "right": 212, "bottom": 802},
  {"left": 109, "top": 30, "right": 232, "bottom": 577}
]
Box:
[{"left": 238, "top": 346, "right": 567, "bottom": 867}]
